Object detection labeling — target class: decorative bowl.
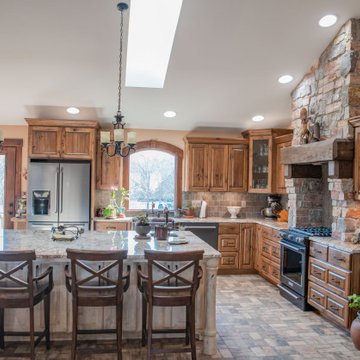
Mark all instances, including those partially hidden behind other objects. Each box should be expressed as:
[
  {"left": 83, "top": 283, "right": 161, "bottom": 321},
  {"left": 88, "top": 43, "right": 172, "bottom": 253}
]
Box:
[{"left": 227, "top": 206, "right": 241, "bottom": 219}]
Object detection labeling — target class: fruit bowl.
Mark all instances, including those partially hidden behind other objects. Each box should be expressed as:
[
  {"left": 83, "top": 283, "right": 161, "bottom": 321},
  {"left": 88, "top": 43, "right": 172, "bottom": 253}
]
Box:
[{"left": 227, "top": 206, "right": 241, "bottom": 219}]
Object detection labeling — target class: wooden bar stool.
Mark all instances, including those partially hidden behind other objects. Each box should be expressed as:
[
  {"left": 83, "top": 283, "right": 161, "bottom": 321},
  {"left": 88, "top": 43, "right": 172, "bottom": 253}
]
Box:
[
  {"left": 0, "top": 250, "right": 53, "bottom": 359},
  {"left": 137, "top": 250, "right": 204, "bottom": 360},
  {"left": 65, "top": 249, "right": 130, "bottom": 360}
]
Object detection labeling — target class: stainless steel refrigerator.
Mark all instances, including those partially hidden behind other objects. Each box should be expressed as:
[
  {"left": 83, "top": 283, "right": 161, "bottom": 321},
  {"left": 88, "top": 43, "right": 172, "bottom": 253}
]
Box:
[{"left": 28, "top": 161, "right": 90, "bottom": 230}]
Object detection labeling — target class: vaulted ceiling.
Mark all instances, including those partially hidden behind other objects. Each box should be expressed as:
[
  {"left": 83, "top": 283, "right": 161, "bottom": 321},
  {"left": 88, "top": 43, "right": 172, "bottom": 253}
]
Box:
[{"left": 1, "top": 0, "right": 360, "bottom": 131}]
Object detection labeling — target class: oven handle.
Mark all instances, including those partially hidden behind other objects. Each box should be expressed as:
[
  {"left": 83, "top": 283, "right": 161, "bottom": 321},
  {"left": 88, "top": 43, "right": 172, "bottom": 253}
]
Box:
[
  {"left": 279, "top": 241, "right": 304, "bottom": 252},
  {"left": 277, "top": 284, "right": 301, "bottom": 300}
]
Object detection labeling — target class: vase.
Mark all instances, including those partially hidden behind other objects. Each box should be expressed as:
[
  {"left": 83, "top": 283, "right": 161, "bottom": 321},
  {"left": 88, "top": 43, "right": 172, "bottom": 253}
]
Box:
[
  {"left": 155, "top": 226, "right": 168, "bottom": 240},
  {"left": 351, "top": 314, "right": 360, "bottom": 350},
  {"left": 135, "top": 224, "right": 151, "bottom": 236}
]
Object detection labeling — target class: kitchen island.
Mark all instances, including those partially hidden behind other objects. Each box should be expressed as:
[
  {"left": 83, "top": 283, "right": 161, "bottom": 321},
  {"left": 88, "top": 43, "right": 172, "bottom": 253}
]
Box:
[{"left": 0, "top": 230, "right": 221, "bottom": 355}]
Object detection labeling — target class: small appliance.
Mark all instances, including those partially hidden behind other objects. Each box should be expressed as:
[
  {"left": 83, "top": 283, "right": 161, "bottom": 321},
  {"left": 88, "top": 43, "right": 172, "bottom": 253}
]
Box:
[{"left": 261, "top": 194, "right": 282, "bottom": 218}]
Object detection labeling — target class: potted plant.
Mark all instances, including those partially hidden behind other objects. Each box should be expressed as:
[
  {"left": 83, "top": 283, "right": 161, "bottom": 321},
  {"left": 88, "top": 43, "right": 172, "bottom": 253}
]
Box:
[
  {"left": 348, "top": 294, "right": 360, "bottom": 350},
  {"left": 134, "top": 214, "right": 151, "bottom": 237},
  {"left": 183, "top": 205, "right": 195, "bottom": 217},
  {"left": 155, "top": 224, "right": 168, "bottom": 240},
  {"left": 103, "top": 205, "right": 116, "bottom": 219}
]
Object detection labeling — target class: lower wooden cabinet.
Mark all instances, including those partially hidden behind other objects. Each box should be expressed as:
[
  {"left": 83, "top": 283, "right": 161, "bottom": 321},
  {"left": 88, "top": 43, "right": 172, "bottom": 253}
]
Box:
[{"left": 95, "top": 221, "right": 131, "bottom": 231}]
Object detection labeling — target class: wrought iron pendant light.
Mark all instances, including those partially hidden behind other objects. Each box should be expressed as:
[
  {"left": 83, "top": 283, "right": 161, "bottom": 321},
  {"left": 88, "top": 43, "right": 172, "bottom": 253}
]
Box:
[{"left": 100, "top": 2, "right": 136, "bottom": 158}]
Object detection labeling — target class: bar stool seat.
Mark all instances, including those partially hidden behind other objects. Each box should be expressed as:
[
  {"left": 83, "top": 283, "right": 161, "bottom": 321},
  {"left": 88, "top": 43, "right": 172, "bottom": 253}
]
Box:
[
  {"left": 0, "top": 250, "right": 53, "bottom": 360},
  {"left": 137, "top": 249, "right": 204, "bottom": 360}
]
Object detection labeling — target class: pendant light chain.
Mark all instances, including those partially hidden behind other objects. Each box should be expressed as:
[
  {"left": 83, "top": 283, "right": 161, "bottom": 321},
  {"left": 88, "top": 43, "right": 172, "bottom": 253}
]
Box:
[{"left": 117, "top": 7, "right": 124, "bottom": 117}]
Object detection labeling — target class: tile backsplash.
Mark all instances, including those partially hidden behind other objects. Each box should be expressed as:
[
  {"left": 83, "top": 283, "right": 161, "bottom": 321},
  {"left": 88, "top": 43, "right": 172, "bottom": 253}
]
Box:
[{"left": 96, "top": 190, "right": 287, "bottom": 218}]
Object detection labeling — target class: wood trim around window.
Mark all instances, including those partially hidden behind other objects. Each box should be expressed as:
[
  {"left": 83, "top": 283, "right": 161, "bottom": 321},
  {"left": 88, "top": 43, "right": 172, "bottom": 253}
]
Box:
[{"left": 123, "top": 140, "right": 183, "bottom": 210}]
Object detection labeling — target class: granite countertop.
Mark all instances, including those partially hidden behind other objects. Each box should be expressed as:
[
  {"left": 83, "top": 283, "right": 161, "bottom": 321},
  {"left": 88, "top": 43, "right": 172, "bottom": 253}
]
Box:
[
  {"left": 309, "top": 236, "right": 360, "bottom": 254},
  {"left": 0, "top": 230, "right": 221, "bottom": 259}
]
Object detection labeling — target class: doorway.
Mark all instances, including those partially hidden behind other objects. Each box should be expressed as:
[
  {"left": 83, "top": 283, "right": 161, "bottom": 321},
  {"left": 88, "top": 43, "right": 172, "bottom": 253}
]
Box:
[{"left": 0, "top": 140, "right": 22, "bottom": 229}]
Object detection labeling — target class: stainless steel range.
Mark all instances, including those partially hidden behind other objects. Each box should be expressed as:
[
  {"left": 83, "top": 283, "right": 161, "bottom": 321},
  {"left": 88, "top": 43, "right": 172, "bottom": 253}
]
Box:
[{"left": 278, "top": 227, "right": 331, "bottom": 311}]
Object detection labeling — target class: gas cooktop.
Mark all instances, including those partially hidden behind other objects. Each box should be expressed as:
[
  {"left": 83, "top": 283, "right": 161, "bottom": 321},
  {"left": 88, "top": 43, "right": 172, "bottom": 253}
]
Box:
[{"left": 293, "top": 226, "right": 332, "bottom": 237}]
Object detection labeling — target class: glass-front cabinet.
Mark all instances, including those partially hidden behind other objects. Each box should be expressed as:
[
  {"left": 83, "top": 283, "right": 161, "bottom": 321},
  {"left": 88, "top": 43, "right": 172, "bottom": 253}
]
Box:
[{"left": 242, "top": 129, "right": 293, "bottom": 194}]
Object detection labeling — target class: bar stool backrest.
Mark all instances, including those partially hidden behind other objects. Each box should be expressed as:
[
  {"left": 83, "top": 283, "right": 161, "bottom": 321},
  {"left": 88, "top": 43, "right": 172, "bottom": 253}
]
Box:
[
  {"left": 66, "top": 249, "right": 128, "bottom": 300},
  {"left": 144, "top": 250, "right": 204, "bottom": 300},
  {"left": 0, "top": 250, "right": 36, "bottom": 299}
]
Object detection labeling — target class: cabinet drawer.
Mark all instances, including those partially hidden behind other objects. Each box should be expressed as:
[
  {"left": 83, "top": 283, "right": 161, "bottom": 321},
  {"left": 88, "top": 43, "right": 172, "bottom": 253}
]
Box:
[
  {"left": 218, "top": 234, "right": 239, "bottom": 251},
  {"left": 309, "top": 260, "right": 326, "bottom": 282},
  {"left": 260, "top": 259, "right": 270, "bottom": 276},
  {"left": 262, "top": 226, "right": 273, "bottom": 239},
  {"left": 272, "top": 228, "right": 281, "bottom": 240},
  {"left": 309, "top": 241, "right": 328, "bottom": 261},
  {"left": 261, "top": 256, "right": 280, "bottom": 285},
  {"left": 308, "top": 282, "right": 326, "bottom": 309},
  {"left": 328, "top": 248, "right": 351, "bottom": 270},
  {"left": 95, "top": 222, "right": 129, "bottom": 231},
  {"left": 219, "top": 252, "right": 239, "bottom": 269},
  {"left": 261, "top": 239, "right": 272, "bottom": 258},
  {"left": 219, "top": 223, "right": 239, "bottom": 234},
  {"left": 308, "top": 257, "right": 351, "bottom": 298},
  {"left": 327, "top": 296, "right": 347, "bottom": 326},
  {"left": 271, "top": 244, "right": 281, "bottom": 260}
]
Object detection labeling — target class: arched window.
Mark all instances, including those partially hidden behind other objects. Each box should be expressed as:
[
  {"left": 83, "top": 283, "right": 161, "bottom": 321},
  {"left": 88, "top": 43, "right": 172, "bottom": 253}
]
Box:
[{"left": 123, "top": 140, "right": 183, "bottom": 210}]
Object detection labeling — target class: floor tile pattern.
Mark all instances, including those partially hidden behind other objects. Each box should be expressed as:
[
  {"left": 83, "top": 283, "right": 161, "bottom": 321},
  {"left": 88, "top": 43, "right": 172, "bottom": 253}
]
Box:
[{"left": 1, "top": 275, "right": 359, "bottom": 359}]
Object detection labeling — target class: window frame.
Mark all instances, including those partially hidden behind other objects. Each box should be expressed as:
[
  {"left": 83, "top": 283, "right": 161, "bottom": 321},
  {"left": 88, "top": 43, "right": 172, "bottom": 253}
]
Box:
[{"left": 123, "top": 140, "right": 183, "bottom": 211}]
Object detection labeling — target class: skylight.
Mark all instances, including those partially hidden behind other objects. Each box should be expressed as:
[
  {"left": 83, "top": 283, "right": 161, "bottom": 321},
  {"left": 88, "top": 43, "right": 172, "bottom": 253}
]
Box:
[{"left": 125, "top": 0, "right": 183, "bottom": 88}]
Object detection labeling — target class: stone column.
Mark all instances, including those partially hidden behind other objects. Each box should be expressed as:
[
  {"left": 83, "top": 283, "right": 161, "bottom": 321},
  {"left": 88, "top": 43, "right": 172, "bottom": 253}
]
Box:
[{"left": 203, "top": 257, "right": 219, "bottom": 355}]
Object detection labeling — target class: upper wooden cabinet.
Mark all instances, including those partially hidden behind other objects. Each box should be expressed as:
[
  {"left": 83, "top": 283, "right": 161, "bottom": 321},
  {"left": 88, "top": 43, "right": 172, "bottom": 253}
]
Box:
[
  {"left": 185, "top": 138, "right": 248, "bottom": 192},
  {"left": 273, "top": 134, "right": 293, "bottom": 194},
  {"left": 26, "top": 119, "right": 99, "bottom": 160},
  {"left": 242, "top": 129, "right": 293, "bottom": 194}
]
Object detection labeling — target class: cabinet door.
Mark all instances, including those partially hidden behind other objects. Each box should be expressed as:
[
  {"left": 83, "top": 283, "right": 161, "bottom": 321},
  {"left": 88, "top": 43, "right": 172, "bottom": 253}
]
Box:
[
  {"left": 96, "top": 143, "right": 121, "bottom": 190},
  {"left": 187, "top": 144, "right": 209, "bottom": 191},
  {"left": 273, "top": 137, "right": 292, "bottom": 194},
  {"left": 228, "top": 144, "right": 248, "bottom": 192},
  {"left": 354, "top": 128, "right": 360, "bottom": 199},
  {"left": 29, "top": 126, "right": 61, "bottom": 158},
  {"left": 254, "top": 225, "right": 262, "bottom": 271},
  {"left": 248, "top": 136, "right": 272, "bottom": 193},
  {"left": 239, "top": 224, "right": 254, "bottom": 269},
  {"left": 209, "top": 144, "right": 228, "bottom": 191},
  {"left": 62, "top": 127, "right": 95, "bottom": 159}
]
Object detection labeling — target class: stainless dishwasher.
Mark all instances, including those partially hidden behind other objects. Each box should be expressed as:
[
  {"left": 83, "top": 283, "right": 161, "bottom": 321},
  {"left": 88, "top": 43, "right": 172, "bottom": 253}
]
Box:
[{"left": 179, "top": 223, "right": 218, "bottom": 250}]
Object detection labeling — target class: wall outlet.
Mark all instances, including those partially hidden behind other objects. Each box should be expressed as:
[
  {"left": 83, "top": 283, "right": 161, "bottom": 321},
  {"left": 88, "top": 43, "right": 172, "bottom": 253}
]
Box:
[{"left": 241, "top": 201, "right": 246, "bottom": 207}]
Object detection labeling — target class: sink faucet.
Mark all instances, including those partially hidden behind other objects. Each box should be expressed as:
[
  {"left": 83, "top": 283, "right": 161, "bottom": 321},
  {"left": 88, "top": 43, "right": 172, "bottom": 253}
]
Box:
[{"left": 151, "top": 202, "right": 155, "bottom": 214}]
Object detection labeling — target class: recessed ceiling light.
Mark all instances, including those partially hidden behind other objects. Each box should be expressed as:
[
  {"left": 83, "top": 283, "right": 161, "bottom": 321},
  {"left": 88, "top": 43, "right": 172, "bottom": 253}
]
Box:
[
  {"left": 278, "top": 75, "right": 293, "bottom": 84},
  {"left": 252, "top": 115, "right": 264, "bottom": 122},
  {"left": 164, "top": 111, "right": 176, "bottom": 118},
  {"left": 66, "top": 107, "right": 80, "bottom": 114},
  {"left": 319, "top": 15, "right": 337, "bottom": 28}
]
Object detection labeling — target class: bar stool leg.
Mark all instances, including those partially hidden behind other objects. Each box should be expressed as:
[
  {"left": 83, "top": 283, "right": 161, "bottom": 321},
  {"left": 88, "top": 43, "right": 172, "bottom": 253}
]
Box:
[
  {"left": 71, "top": 299, "right": 78, "bottom": 360},
  {"left": 116, "top": 301, "right": 123, "bottom": 360},
  {"left": 190, "top": 304, "right": 196, "bottom": 360},
  {"left": 44, "top": 293, "right": 51, "bottom": 349},
  {"left": 146, "top": 303, "right": 153, "bottom": 360},
  {"left": 29, "top": 305, "right": 35, "bottom": 360},
  {"left": 141, "top": 296, "right": 147, "bottom": 347},
  {"left": 186, "top": 305, "right": 190, "bottom": 345},
  {"left": 0, "top": 308, "right": 4, "bottom": 349}
]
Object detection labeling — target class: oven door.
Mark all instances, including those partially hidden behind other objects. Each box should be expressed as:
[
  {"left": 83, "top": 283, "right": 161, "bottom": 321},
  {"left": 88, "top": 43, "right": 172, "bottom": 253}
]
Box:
[{"left": 280, "top": 240, "right": 307, "bottom": 296}]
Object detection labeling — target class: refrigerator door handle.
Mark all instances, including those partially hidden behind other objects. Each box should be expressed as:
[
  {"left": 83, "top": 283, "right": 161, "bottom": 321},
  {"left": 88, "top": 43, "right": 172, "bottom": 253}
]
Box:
[
  {"left": 55, "top": 168, "right": 59, "bottom": 213},
  {"left": 60, "top": 167, "right": 64, "bottom": 214}
]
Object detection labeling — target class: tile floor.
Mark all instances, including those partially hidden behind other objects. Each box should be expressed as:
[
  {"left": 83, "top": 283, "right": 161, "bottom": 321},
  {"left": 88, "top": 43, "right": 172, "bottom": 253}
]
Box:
[{"left": 1, "top": 275, "right": 359, "bottom": 359}]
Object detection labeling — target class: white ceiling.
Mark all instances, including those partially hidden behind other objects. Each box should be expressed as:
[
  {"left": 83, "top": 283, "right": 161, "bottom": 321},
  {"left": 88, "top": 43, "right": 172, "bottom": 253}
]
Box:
[{"left": 1, "top": 0, "right": 360, "bottom": 131}]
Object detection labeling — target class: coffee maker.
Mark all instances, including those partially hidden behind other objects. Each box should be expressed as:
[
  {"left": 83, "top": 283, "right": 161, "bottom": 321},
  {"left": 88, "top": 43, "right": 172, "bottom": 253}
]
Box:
[{"left": 261, "top": 194, "right": 282, "bottom": 218}]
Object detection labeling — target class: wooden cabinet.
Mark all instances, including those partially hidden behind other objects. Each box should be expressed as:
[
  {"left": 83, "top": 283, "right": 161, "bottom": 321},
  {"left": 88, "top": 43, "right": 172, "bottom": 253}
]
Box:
[
  {"left": 258, "top": 225, "right": 281, "bottom": 285},
  {"left": 308, "top": 241, "right": 360, "bottom": 329},
  {"left": 185, "top": 138, "right": 248, "bottom": 192},
  {"left": 253, "top": 225, "right": 262, "bottom": 271},
  {"left": 209, "top": 144, "right": 228, "bottom": 191},
  {"left": 242, "top": 129, "right": 292, "bottom": 194},
  {"left": 96, "top": 143, "right": 121, "bottom": 190},
  {"left": 26, "top": 119, "right": 98, "bottom": 160},
  {"left": 239, "top": 224, "right": 254, "bottom": 269},
  {"left": 187, "top": 143, "right": 209, "bottom": 191},
  {"left": 218, "top": 222, "right": 255, "bottom": 273},
  {"left": 29, "top": 126, "right": 62, "bottom": 158},
  {"left": 228, "top": 144, "right": 248, "bottom": 192},
  {"left": 62, "top": 127, "right": 95, "bottom": 159},
  {"left": 273, "top": 134, "right": 293, "bottom": 194},
  {"left": 95, "top": 220, "right": 131, "bottom": 231}
]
